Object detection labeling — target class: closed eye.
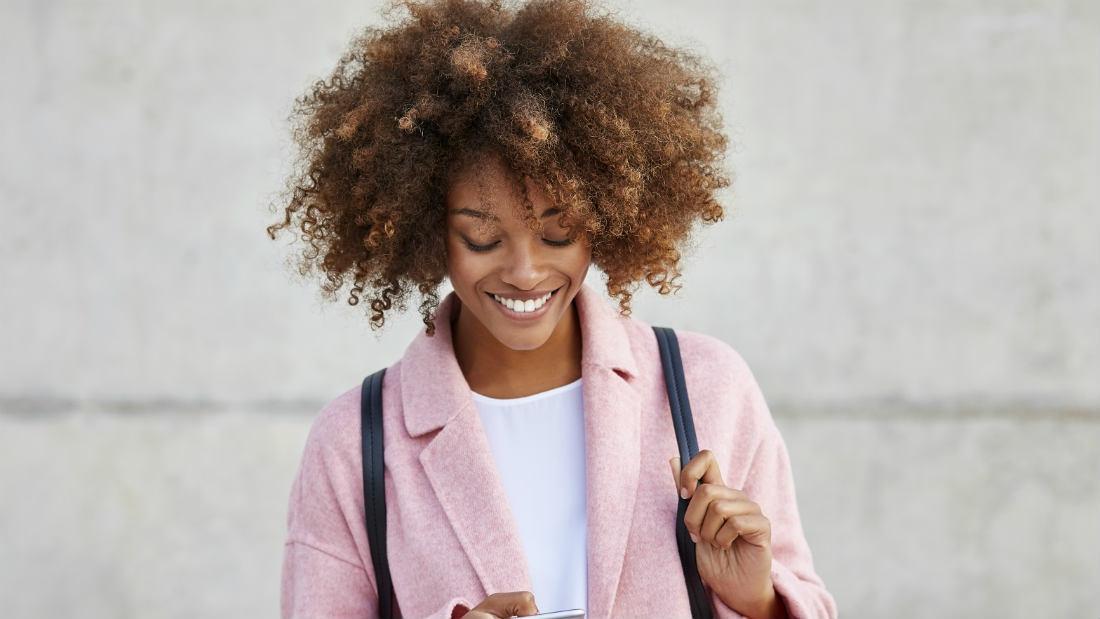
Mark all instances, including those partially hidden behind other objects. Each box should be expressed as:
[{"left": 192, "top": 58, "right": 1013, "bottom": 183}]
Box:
[
  {"left": 463, "top": 237, "right": 576, "bottom": 252},
  {"left": 463, "top": 240, "right": 498, "bottom": 253}
]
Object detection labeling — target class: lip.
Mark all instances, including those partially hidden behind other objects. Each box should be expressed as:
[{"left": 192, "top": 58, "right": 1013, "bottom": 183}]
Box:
[
  {"left": 485, "top": 285, "right": 563, "bottom": 322},
  {"left": 485, "top": 288, "right": 559, "bottom": 301}
]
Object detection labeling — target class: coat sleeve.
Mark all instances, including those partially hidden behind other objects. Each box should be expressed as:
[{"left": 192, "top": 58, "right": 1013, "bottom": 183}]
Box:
[
  {"left": 711, "top": 357, "right": 839, "bottom": 619},
  {"left": 280, "top": 406, "right": 476, "bottom": 619}
]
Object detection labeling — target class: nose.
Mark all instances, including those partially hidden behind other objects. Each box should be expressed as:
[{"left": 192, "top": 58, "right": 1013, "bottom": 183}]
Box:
[{"left": 499, "top": 236, "right": 548, "bottom": 290}]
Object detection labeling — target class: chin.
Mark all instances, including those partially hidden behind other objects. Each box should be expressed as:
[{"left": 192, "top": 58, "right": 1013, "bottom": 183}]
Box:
[
  {"left": 492, "top": 331, "right": 554, "bottom": 351},
  {"left": 483, "top": 310, "right": 559, "bottom": 349}
]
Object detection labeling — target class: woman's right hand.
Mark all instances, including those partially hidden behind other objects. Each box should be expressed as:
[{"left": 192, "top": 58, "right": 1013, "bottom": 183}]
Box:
[{"left": 461, "top": 591, "right": 540, "bottom": 618}]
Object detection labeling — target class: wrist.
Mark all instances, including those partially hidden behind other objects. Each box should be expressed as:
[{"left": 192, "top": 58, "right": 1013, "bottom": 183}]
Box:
[
  {"left": 716, "top": 582, "right": 788, "bottom": 619},
  {"left": 743, "top": 584, "right": 788, "bottom": 619}
]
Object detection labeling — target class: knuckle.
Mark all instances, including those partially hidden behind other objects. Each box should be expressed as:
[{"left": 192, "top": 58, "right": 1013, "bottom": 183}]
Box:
[
  {"left": 716, "top": 500, "right": 735, "bottom": 517},
  {"left": 704, "top": 501, "right": 721, "bottom": 521},
  {"left": 704, "top": 483, "right": 730, "bottom": 499},
  {"left": 690, "top": 499, "right": 706, "bottom": 518}
]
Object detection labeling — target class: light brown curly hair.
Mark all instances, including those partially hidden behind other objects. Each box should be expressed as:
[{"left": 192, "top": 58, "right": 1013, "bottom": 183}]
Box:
[{"left": 266, "top": 0, "right": 732, "bottom": 336}]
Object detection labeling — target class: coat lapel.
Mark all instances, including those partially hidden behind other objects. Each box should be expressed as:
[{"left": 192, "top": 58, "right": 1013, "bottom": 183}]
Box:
[
  {"left": 401, "top": 291, "right": 534, "bottom": 596},
  {"left": 400, "top": 283, "right": 642, "bottom": 617},
  {"left": 418, "top": 401, "right": 535, "bottom": 595},
  {"left": 572, "top": 284, "right": 643, "bottom": 619}
]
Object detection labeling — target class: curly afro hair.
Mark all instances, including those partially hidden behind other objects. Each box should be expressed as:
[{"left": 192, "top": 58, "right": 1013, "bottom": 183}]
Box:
[{"left": 266, "top": 0, "right": 732, "bottom": 336}]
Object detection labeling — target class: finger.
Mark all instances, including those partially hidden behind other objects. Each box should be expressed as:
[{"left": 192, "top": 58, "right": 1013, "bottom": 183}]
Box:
[
  {"left": 683, "top": 482, "right": 740, "bottom": 542},
  {"left": 508, "top": 590, "right": 539, "bottom": 617},
  {"left": 678, "top": 449, "right": 724, "bottom": 500},
  {"left": 697, "top": 497, "right": 729, "bottom": 549},
  {"left": 700, "top": 498, "right": 760, "bottom": 548},
  {"left": 713, "top": 516, "right": 740, "bottom": 550},
  {"left": 482, "top": 591, "right": 539, "bottom": 617},
  {"left": 699, "top": 499, "right": 752, "bottom": 547},
  {"left": 669, "top": 456, "right": 681, "bottom": 492},
  {"left": 716, "top": 512, "right": 772, "bottom": 549}
]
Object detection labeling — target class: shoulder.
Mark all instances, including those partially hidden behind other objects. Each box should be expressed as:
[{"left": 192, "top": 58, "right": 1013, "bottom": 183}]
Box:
[
  {"left": 301, "top": 360, "right": 406, "bottom": 459},
  {"left": 623, "top": 318, "right": 778, "bottom": 447},
  {"left": 299, "top": 380, "right": 365, "bottom": 466},
  {"left": 622, "top": 317, "right": 760, "bottom": 393},
  {"left": 671, "top": 328, "right": 756, "bottom": 384}
]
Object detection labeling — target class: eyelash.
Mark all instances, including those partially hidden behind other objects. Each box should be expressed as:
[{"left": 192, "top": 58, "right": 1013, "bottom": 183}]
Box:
[{"left": 463, "top": 237, "right": 576, "bottom": 253}]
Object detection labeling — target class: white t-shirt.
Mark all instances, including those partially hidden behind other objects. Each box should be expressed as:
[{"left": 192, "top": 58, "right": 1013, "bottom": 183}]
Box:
[{"left": 471, "top": 378, "right": 588, "bottom": 614}]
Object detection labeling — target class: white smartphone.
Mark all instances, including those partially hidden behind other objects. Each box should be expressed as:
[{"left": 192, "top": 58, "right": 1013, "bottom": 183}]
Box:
[{"left": 517, "top": 610, "right": 585, "bottom": 619}]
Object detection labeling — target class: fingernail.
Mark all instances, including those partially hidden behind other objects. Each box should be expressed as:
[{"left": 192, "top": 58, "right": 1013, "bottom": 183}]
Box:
[
  {"left": 680, "top": 487, "right": 689, "bottom": 499},
  {"left": 689, "top": 532, "right": 699, "bottom": 543}
]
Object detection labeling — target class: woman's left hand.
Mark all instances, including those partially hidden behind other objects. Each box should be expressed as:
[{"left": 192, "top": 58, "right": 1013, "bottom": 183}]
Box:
[{"left": 670, "top": 450, "right": 784, "bottom": 618}]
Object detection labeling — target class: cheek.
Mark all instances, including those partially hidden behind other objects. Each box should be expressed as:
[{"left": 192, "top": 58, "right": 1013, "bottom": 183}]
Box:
[
  {"left": 564, "top": 242, "right": 593, "bottom": 275},
  {"left": 444, "top": 237, "right": 483, "bottom": 285}
]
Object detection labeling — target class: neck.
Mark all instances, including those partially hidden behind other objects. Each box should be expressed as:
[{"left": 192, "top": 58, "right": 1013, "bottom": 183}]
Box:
[{"left": 451, "top": 297, "right": 583, "bottom": 399}]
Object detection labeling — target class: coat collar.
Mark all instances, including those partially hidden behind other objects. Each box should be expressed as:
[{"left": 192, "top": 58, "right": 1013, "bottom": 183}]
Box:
[
  {"left": 400, "top": 281, "right": 639, "bottom": 437},
  {"left": 398, "top": 281, "right": 644, "bottom": 618}
]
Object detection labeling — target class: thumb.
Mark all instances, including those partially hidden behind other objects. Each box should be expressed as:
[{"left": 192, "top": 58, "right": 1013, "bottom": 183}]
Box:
[{"left": 668, "top": 456, "right": 681, "bottom": 493}]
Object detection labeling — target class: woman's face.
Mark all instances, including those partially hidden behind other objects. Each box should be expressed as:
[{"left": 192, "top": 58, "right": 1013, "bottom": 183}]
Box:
[{"left": 444, "top": 151, "right": 592, "bottom": 351}]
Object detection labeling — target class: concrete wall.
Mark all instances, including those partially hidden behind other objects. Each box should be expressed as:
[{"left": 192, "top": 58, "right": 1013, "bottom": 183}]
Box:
[{"left": 2, "top": 0, "right": 1097, "bottom": 616}]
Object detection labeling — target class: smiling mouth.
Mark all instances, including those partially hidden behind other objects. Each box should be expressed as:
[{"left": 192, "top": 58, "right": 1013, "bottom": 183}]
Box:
[{"left": 484, "top": 284, "right": 564, "bottom": 312}]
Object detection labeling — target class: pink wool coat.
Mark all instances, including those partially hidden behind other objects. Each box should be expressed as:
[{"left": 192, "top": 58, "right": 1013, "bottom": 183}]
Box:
[{"left": 281, "top": 282, "right": 838, "bottom": 618}]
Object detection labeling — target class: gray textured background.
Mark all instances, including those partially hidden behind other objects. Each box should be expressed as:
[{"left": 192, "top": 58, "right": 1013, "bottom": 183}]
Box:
[{"left": 2, "top": 0, "right": 1097, "bottom": 617}]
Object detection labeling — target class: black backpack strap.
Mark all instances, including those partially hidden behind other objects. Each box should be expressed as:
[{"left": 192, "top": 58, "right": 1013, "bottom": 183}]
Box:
[
  {"left": 653, "top": 326, "right": 714, "bottom": 619},
  {"left": 361, "top": 368, "right": 396, "bottom": 619}
]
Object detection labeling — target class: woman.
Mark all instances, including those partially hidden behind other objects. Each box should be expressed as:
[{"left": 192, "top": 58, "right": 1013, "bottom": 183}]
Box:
[{"left": 269, "top": 1, "right": 837, "bottom": 617}]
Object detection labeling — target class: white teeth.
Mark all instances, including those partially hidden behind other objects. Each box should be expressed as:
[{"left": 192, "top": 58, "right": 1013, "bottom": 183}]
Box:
[{"left": 492, "top": 290, "right": 553, "bottom": 313}]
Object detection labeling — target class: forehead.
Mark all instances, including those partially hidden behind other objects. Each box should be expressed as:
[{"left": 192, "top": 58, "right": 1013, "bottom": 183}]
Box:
[{"left": 445, "top": 151, "right": 556, "bottom": 223}]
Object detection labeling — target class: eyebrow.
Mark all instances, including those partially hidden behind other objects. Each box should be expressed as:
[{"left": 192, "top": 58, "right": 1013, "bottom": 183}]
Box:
[{"left": 447, "top": 206, "right": 561, "bottom": 221}]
